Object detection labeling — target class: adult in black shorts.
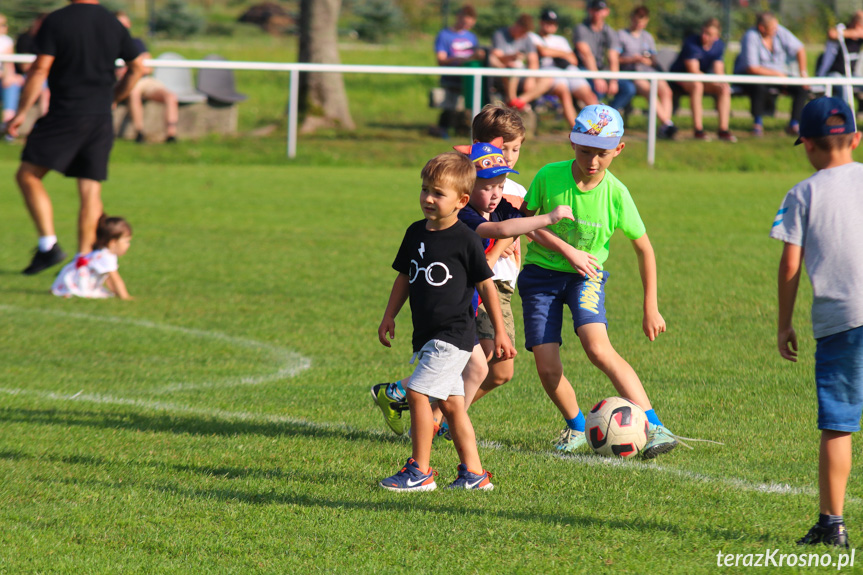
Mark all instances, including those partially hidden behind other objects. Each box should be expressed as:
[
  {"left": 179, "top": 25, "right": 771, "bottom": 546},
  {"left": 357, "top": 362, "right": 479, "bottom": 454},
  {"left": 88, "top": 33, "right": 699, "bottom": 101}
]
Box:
[{"left": 6, "top": 0, "right": 145, "bottom": 275}]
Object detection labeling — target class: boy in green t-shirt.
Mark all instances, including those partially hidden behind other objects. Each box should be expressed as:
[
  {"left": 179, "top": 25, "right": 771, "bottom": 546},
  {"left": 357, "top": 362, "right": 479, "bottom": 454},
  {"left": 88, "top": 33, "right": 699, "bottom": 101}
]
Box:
[{"left": 519, "top": 104, "right": 678, "bottom": 458}]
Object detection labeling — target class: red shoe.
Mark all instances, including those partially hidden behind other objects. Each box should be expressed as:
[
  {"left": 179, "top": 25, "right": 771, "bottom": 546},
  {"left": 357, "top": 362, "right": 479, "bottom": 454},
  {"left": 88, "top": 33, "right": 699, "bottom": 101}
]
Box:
[{"left": 507, "top": 98, "right": 526, "bottom": 110}]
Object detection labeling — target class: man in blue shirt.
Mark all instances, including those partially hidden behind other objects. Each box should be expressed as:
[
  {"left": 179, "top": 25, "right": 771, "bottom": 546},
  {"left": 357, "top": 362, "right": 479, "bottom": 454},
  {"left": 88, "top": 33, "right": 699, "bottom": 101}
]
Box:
[
  {"left": 433, "top": 4, "right": 485, "bottom": 137},
  {"left": 734, "top": 12, "right": 809, "bottom": 137},
  {"left": 670, "top": 18, "right": 735, "bottom": 142}
]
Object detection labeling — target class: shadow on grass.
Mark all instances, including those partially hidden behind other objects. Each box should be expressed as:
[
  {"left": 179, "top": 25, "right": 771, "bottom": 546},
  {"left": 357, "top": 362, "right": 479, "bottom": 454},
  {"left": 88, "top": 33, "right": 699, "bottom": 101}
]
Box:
[
  {"left": 0, "top": 448, "right": 763, "bottom": 545},
  {"left": 0, "top": 406, "right": 399, "bottom": 446}
]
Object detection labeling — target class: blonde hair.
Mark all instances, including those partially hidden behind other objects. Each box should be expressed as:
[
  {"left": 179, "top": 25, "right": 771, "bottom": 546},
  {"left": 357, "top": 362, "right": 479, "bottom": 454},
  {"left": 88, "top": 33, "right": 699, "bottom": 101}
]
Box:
[
  {"left": 421, "top": 152, "right": 475, "bottom": 198},
  {"left": 472, "top": 103, "right": 526, "bottom": 144}
]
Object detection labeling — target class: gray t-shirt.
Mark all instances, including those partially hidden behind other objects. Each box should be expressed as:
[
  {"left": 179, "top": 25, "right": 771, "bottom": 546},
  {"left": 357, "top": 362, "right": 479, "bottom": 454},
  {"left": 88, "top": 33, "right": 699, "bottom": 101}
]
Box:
[
  {"left": 618, "top": 29, "right": 657, "bottom": 72},
  {"left": 734, "top": 24, "right": 803, "bottom": 75},
  {"left": 492, "top": 27, "right": 536, "bottom": 59},
  {"left": 770, "top": 162, "right": 863, "bottom": 338},
  {"left": 572, "top": 20, "right": 620, "bottom": 69}
]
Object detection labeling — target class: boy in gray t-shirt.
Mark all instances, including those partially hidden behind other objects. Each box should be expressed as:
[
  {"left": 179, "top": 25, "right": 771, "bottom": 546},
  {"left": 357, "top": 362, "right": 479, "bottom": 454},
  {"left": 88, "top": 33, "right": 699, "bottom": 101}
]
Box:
[{"left": 770, "top": 97, "right": 863, "bottom": 549}]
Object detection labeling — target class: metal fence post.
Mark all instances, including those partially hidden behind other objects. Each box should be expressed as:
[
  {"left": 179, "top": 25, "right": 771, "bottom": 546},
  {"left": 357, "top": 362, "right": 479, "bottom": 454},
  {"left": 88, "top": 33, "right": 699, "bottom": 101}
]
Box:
[{"left": 288, "top": 69, "right": 299, "bottom": 159}]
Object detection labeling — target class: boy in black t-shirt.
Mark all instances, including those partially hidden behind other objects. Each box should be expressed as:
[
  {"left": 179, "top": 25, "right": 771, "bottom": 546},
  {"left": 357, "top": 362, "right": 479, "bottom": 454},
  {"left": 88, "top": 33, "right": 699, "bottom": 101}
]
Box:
[{"left": 378, "top": 152, "right": 516, "bottom": 492}]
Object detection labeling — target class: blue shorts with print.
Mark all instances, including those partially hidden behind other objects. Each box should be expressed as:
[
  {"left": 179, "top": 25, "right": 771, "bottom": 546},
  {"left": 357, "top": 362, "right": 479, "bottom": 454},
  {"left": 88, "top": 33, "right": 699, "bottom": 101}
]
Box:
[
  {"left": 816, "top": 325, "right": 863, "bottom": 432},
  {"left": 517, "top": 264, "right": 608, "bottom": 351}
]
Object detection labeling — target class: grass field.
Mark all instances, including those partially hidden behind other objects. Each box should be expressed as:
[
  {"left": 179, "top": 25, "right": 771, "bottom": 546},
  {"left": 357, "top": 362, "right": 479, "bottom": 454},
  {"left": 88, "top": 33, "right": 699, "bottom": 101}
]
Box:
[{"left": 2, "top": 128, "right": 862, "bottom": 573}]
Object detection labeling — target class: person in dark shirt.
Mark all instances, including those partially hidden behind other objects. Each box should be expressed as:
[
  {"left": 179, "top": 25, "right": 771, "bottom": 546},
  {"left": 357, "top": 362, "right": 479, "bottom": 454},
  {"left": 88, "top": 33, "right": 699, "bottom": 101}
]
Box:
[
  {"left": 377, "top": 152, "right": 515, "bottom": 492},
  {"left": 670, "top": 18, "right": 736, "bottom": 142},
  {"left": 13, "top": 13, "right": 50, "bottom": 116},
  {"left": 116, "top": 11, "right": 179, "bottom": 143},
  {"left": 6, "top": 0, "right": 145, "bottom": 275}
]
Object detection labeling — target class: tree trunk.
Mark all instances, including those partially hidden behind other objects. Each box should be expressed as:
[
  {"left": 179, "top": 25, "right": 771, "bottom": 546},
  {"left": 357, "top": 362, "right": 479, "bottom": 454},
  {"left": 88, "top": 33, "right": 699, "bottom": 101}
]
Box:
[{"left": 298, "top": 0, "right": 355, "bottom": 132}]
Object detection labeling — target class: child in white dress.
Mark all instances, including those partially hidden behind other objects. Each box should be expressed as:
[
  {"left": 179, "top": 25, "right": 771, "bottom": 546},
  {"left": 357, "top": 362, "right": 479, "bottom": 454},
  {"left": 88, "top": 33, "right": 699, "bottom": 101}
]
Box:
[{"left": 51, "top": 215, "right": 133, "bottom": 300}]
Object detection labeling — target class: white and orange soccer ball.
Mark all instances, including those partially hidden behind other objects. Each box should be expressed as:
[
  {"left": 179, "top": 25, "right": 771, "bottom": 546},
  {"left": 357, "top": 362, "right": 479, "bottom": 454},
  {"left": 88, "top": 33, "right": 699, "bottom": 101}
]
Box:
[{"left": 585, "top": 397, "right": 649, "bottom": 458}]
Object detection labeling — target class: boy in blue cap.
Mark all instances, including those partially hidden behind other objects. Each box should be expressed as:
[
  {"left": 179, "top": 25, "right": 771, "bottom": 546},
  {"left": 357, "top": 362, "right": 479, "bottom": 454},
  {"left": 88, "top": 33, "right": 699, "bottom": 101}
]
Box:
[
  {"left": 772, "top": 97, "right": 863, "bottom": 548},
  {"left": 518, "top": 104, "right": 679, "bottom": 458}
]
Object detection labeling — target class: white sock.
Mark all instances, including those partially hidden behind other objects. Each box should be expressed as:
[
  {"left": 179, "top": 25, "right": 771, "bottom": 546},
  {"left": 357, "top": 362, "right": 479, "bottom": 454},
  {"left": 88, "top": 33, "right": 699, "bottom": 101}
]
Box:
[{"left": 38, "top": 235, "right": 57, "bottom": 252}]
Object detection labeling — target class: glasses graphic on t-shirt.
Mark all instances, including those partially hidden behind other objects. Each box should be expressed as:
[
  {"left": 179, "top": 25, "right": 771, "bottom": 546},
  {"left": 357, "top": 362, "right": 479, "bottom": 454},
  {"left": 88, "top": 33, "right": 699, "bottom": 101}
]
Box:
[{"left": 409, "top": 259, "right": 453, "bottom": 286}]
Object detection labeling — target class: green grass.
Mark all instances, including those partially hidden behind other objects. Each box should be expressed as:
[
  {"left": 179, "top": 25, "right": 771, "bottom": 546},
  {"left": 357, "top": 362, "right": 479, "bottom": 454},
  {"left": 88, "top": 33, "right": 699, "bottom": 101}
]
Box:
[
  {"left": 2, "top": 31, "right": 861, "bottom": 573},
  {"left": 2, "top": 145, "right": 862, "bottom": 573}
]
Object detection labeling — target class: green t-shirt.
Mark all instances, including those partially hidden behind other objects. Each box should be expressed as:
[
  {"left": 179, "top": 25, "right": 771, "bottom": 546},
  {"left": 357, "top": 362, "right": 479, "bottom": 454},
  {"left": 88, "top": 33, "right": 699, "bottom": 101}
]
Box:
[{"left": 524, "top": 160, "right": 646, "bottom": 272}]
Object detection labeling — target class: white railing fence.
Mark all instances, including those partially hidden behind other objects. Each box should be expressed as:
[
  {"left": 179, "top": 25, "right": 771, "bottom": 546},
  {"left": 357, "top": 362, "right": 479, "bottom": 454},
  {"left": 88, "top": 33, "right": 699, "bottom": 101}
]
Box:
[{"left": 2, "top": 54, "right": 859, "bottom": 165}]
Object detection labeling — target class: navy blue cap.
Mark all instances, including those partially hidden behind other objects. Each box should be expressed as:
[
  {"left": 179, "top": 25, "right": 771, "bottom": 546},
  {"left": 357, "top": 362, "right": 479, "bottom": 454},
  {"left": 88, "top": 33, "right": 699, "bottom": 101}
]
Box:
[{"left": 795, "top": 97, "right": 856, "bottom": 145}]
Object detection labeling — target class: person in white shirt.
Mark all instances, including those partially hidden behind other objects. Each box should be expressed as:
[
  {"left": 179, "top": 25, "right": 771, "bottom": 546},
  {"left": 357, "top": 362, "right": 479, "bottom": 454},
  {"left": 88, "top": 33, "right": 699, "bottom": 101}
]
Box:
[{"left": 528, "top": 9, "right": 597, "bottom": 127}]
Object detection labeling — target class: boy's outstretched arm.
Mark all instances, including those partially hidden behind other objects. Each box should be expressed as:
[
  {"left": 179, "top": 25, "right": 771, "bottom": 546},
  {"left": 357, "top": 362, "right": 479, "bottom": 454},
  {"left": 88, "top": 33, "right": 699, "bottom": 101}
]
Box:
[
  {"left": 475, "top": 278, "right": 517, "bottom": 360},
  {"left": 529, "top": 228, "right": 599, "bottom": 278},
  {"left": 476, "top": 205, "right": 573, "bottom": 239},
  {"left": 378, "top": 273, "right": 409, "bottom": 347},
  {"left": 632, "top": 234, "right": 666, "bottom": 341},
  {"left": 777, "top": 242, "right": 803, "bottom": 362}
]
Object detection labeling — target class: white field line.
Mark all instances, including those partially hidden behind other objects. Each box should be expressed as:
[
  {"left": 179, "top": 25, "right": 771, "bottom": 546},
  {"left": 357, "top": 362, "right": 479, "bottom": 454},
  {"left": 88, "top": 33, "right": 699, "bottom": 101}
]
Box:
[
  {"left": 0, "top": 304, "right": 311, "bottom": 393},
  {"left": 0, "top": 385, "right": 849, "bottom": 504}
]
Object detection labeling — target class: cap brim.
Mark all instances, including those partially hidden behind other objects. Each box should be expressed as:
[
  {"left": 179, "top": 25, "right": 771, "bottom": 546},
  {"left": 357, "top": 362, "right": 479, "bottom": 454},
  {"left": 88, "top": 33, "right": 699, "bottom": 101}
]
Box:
[
  {"left": 476, "top": 166, "right": 518, "bottom": 179},
  {"left": 570, "top": 132, "right": 621, "bottom": 150}
]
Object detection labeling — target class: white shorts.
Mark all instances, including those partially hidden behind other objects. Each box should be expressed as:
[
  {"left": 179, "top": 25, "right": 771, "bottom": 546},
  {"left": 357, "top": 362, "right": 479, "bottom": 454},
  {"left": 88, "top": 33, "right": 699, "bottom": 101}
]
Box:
[
  {"left": 407, "top": 339, "right": 471, "bottom": 401},
  {"left": 544, "top": 65, "right": 590, "bottom": 92}
]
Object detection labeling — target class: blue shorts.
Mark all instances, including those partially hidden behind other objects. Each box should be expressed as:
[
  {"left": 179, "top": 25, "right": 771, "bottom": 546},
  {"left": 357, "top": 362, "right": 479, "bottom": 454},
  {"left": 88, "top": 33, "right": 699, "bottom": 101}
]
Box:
[
  {"left": 816, "top": 325, "right": 863, "bottom": 432},
  {"left": 517, "top": 264, "right": 608, "bottom": 351}
]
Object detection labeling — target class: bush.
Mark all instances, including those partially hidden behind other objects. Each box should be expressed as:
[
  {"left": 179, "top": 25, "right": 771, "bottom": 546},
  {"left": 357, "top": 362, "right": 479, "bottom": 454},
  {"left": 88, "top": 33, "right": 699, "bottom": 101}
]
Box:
[
  {"left": 152, "top": 0, "right": 205, "bottom": 39},
  {"left": 473, "top": 0, "right": 519, "bottom": 40},
  {"left": 352, "top": 0, "right": 404, "bottom": 43}
]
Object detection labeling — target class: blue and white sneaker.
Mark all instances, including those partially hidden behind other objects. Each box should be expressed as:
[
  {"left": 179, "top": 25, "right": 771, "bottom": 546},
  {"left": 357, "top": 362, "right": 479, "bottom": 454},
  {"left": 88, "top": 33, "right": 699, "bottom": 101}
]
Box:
[
  {"left": 642, "top": 423, "right": 678, "bottom": 459},
  {"left": 380, "top": 458, "right": 437, "bottom": 492},
  {"left": 446, "top": 464, "right": 494, "bottom": 491},
  {"left": 554, "top": 428, "right": 587, "bottom": 452}
]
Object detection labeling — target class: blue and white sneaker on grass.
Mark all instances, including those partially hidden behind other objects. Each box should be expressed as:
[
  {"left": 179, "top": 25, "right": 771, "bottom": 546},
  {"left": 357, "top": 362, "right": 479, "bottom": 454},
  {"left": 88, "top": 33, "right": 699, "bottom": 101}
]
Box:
[
  {"left": 380, "top": 458, "right": 438, "bottom": 492},
  {"left": 370, "top": 383, "right": 408, "bottom": 435},
  {"left": 554, "top": 428, "right": 587, "bottom": 452},
  {"left": 642, "top": 423, "right": 678, "bottom": 459},
  {"left": 446, "top": 464, "right": 494, "bottom": 491}
]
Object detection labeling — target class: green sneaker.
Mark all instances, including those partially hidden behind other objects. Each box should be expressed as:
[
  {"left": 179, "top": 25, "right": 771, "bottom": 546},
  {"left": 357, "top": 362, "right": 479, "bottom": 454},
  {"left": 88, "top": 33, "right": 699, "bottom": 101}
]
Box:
[
  {"left": 642, "top": 424, "right": 678, "bottom": 459},
  {"left": 370, "top": 383, "right": 408, "bottom": 435},
  {"left": 434, "top": 422, "right": 452, "bottom": 443},
  {"left": 554, "top": 428, "right": 587, "bottom": 452}
]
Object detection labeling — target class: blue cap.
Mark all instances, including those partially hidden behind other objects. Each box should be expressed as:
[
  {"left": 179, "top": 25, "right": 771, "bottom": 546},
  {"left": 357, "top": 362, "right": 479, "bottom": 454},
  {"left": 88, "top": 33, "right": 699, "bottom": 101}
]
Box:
[
  {"left": 454, "top": 139, "right": 519, "bottom": 179},
  {"left": 570, "top": 105, "right": 624, "bottom": 150},
  {"left": 796, "top": 97, "right": 856, "bottom": 145}
]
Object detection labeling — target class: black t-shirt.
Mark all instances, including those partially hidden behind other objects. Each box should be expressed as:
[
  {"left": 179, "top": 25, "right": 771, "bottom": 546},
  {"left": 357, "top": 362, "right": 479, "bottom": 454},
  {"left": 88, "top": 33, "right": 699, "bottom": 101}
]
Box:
[
  {"left": 35, "top": 4, "right": 141, "bottom": 115},
  {"left": 393, "top": 220, "right": 493, "bottom": 352}
]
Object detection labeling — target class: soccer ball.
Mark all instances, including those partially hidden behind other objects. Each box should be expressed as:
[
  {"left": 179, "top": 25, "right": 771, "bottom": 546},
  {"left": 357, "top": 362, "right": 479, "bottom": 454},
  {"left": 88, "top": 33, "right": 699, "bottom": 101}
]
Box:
[{"left": 585, "top": 397, "right": 649, "bottom": 458}]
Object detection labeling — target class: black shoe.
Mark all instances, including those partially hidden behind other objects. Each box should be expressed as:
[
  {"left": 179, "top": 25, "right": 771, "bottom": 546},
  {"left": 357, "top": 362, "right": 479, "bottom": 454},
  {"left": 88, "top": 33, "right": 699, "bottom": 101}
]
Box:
[
  {"left": 797, "top": 522, "right": 850, "bottom": 549},
  {"left": 165, "top": 135, "right": 177, "bottom": 143},
  {"left": 22, "top": 244, "right": 67, "bottom": 275},
  {"left": 135, "top": 131, "right": 145, "bottom": 144},
  {"left": 659, "top": 124, "right": 678, "bottom": 140}
]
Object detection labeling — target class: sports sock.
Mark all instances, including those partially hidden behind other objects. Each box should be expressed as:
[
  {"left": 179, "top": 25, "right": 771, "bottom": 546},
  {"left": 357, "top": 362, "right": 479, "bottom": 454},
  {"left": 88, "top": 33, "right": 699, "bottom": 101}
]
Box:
[
  {"left": 644, "top": 409, "right": 663, "bottom": 427},
  {"left": 754, "top": 116, "right": 763, "bottom": 126},
  {"left": 819, "top": 513, "right": 844, "bottom": 527},
  {"left": 789, "top": 119, "right": 799, "bottom": 128},
  {"left": 386, "top": 380, "right": 406, "bottom": 401},
  {"left": 565, "top": 411, "right": 585, "bottom": 432},
  {"left": 38, "top": 235, "right": 57, "bottom": 252}
]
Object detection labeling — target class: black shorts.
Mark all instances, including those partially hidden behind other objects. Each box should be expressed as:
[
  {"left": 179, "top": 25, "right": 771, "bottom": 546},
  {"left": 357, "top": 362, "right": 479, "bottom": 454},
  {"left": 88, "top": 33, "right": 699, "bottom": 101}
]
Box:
[{"left": 22, "top": 113, "right": 115, "bottom": 181}]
